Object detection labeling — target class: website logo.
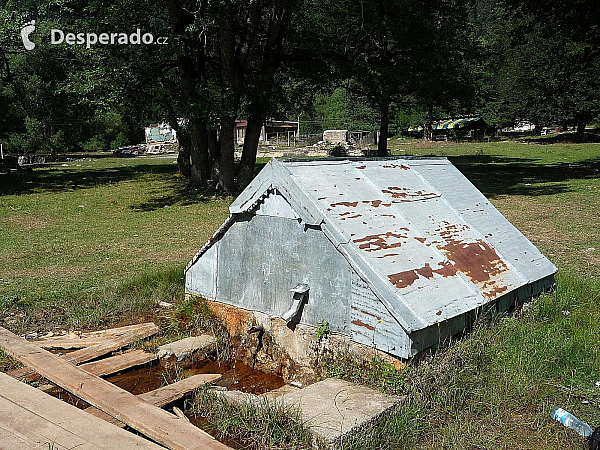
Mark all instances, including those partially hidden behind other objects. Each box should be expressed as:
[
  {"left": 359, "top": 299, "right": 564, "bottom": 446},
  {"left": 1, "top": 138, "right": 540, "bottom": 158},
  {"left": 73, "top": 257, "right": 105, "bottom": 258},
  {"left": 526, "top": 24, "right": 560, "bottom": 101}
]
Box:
[
  {"left": 51, "top": 29, "right": 168, "bottom": 49},
  {"left": 21, "top": 20, "right": 36, "bottom": 51}
]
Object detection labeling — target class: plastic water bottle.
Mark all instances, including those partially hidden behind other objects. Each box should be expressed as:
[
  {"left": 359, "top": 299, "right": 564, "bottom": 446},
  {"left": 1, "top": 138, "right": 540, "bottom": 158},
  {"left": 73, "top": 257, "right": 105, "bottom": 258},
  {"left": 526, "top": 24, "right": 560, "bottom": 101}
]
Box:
[{"left": 550, "top": 406, "right": 593, "bottom": 438}]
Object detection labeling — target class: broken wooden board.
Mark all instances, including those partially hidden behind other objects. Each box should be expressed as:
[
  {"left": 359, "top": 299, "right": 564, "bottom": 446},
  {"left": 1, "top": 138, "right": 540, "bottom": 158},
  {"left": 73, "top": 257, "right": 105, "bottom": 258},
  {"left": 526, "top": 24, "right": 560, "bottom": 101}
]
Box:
[
  {"left": 0, "top": 372, "right": 163, "bottom": 450},
  {"left": 79, "top": 322, "right": 161, "bottom": 338},
  {"left": 32, "top": 335, "right": 111, "bottom": 350},
  {"left": 31, "top": 323, "right": 160, "bottom": 349},
  {"left": 86, "top": 373, "right": 223, "bottom": 427},
  {"left": 7, "top": 323, "right": 159, "bottom": 381},
  {"left": 0, "top": 326, "right": 232, "bottom": 450},
  {"left": 80, "top": 349, "right": 156, "bottom": 377},
  {"left": 64, "top": 323, "right": 159, "bottom": 365}
]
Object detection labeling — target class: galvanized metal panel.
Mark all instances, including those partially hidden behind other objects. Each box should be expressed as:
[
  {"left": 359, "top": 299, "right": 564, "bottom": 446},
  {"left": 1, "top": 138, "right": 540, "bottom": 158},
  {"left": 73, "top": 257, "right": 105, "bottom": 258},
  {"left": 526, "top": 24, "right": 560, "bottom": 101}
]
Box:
[
  {"left": 186, "top": 240, "right": 218, "bottom": 300},
  {"left": 254, "top": 189, "right": 299, "bottom": 219},
  {"left": 286, "top": 161, "right": 486, "bottom": 326},
  {"left": 215, "top": 214, "right": 352, "bottom": 334},
  {"left": 271, "top": 159, "right": 324, "bottom": 225},
  {"left": 350, "top": 271, "right": 411, "bottom": 357},
  {"left": 230, "top": 162, "right": 275, "bottom": 214},
  {"left": 187, "top": 157, "right": 557, "bottom": 358},
  {"left": 410, "top": 162, "right": 558, "bottom": 282},
  {"left": 282, "top": 158, "right": 557, "bottom": 331}
]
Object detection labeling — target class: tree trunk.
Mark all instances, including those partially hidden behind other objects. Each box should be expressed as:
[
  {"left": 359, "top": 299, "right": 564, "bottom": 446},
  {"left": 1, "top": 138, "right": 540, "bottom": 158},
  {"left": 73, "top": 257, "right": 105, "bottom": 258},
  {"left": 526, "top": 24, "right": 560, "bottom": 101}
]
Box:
[
  {"left": 377, "top": 100, "right": 390, "bottom": 157},
  {"left": 207, "top": 128, "right": 220, "bottom": 182},
  {"left": 177, "top": 134, "right": 191, "bottom": 179},
  {"left": 189, "top": 119, "right": 209, "bottom": 186},
  {"left": 238, "top": 110, "right": 265, "bottom": 189},
  {"left": 576, "top": 116, "right": 586, "bottom": 137},
  {"left": 423, "top": 103, "right": 433, "bottom": 142},
  {"left": 218, "top": 5, "right": 237, "bottom": 192}
]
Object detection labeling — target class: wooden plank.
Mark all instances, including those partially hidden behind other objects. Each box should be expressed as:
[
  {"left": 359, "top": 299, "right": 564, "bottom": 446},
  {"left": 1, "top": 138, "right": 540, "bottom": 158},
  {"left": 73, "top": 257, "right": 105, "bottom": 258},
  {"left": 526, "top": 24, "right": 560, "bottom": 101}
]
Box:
[
  {"left": 31, "top": 323, "right": 159, "bottom": 349},
  {"left": 64, "top": 323, "right": 159, "bottom": 365},
  {"left": 7, "top": 323, "right": 160, "bottom": 381},
  {"left": 0, "top": 326, "right": 232, "bottom": 450},
  {"left": 138, "top": 373, "right": 222, "bottom": 406},
  {"left": 32, "top": 335, "right": 110, "bottom": 350},
  {"left": 0, "top": 372, "right": 163, "bottom": 449},
  {"left": 36, "top": 350, "right": 158, "bottom": 393},
  {"left": 86, "top": 373, "right": 222, "bottom": 428},
  {"left": 79, "top": 322, "right": 158, "bottom": 338},
  {"left": 80, "top": 350, "right": 157, "bottom": 377}
]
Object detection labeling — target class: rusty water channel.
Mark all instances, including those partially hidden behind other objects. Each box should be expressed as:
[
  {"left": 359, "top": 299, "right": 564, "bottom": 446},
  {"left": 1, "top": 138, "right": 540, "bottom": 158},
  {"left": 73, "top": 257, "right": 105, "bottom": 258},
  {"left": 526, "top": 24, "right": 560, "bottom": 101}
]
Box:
[{"left": 44, "top": 338, "right": 285, "bottom": 449}]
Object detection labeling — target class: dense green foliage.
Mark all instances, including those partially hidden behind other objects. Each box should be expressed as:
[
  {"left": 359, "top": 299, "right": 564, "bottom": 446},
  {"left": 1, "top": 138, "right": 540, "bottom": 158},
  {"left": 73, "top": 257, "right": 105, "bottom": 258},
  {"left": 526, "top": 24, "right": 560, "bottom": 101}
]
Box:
[{"left": 1, "top": 0, "right": 598, "bottom": 180}]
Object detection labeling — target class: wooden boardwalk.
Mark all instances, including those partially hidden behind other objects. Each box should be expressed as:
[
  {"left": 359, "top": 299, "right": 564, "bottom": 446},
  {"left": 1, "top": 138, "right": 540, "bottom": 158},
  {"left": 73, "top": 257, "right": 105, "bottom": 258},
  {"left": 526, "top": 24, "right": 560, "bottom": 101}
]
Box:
[
  {"left": 0, "top": 372, "right": 163, "bottom": 450},
  {"left": 0, "top": 326, "right": 232, "bottom": 450}
]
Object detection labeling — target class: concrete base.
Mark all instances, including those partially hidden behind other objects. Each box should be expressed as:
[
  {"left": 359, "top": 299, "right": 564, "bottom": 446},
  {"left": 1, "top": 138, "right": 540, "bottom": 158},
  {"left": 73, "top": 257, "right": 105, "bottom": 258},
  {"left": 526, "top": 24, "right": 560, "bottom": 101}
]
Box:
[
  {"left": 278, "top": 378, "right": 400, "bottom": 446},
  {"left": 199, "top": 297, "right": 404, "bottom": 385},
  {"left": 214, "top": 378, "right": 400, "bottom": 448},
  {"left": 157, "top": 335, "right": 216, "bottom": 364}
]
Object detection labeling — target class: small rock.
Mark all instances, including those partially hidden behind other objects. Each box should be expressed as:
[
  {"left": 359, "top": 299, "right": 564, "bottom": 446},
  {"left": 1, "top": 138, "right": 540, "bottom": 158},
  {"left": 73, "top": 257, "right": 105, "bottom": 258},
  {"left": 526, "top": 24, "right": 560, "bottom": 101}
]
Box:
[{"left": 157, "top": 335, "right": 217, "bottom": 363}]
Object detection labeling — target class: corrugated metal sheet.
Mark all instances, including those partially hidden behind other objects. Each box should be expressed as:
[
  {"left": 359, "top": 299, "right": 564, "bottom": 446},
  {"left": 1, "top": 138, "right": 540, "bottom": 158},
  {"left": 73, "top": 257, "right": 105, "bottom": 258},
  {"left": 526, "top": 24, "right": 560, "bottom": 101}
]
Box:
[{"left": 212, "top": 158, "right": 557, "bottom": 334}]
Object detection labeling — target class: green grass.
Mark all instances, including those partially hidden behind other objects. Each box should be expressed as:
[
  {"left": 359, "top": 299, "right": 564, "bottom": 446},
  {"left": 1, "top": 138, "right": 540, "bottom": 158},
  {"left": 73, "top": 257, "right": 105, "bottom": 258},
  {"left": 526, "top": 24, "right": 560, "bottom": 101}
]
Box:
[
  {"left": 1, "top": 143, "right": 599, "bottom": 449},
  {"left": 190, "top": 388, "right": 319, "bottom": 449},
  {"left": 0, "top": 154, "right": 232, "bottom": 332}
]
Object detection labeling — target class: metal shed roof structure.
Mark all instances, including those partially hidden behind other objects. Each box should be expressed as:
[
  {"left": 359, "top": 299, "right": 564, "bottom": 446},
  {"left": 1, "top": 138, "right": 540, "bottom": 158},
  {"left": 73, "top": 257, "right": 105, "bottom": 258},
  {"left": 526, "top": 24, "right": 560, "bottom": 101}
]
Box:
[
  {"left": 186, "top": 157, "right": 557, "bottom": 358},
  {"left": 408, "top": 117, "right": 486, "bottom": 132}
]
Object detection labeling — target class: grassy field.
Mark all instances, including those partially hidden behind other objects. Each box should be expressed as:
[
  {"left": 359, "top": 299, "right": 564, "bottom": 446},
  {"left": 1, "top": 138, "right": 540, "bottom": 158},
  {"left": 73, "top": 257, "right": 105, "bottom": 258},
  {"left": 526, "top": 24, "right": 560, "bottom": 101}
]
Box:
[{"left": 1, "top": 142, "right": 599, "bottom": 449}]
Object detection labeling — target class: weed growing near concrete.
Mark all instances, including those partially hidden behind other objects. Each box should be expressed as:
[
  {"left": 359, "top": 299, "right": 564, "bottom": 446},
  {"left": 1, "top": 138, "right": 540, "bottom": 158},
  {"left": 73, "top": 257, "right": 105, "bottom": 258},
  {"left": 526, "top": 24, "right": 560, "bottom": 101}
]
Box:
[{"left": 191, "top": 388, "right": 321, "bottom": 450}]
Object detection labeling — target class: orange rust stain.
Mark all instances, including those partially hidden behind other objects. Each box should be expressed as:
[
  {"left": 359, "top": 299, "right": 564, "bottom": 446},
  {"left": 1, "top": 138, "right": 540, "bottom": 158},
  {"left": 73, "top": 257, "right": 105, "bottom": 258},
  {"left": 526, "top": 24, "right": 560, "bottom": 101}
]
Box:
[
  {"left": 362, "top": 200, "right": 385, "bottom": 208},
  {"left": 377, "top": 253, "right": 399, "bottom": 258},
  {"left": 388, "top": 261, "right": 458, "bottom": 289},
  {"left": 339, "top": 212, "right": 351, "bottom": 216},
  {"left": 434, "top": 261, "right": 458, "bottom": 277},
  {"left": 483, "top": 285, "right": 509, "bottom": 299},
  {"left": 357, "top": 165, "right": 366, "bottom": 169},
  {"left": 361, "top": 309, "right": 382, "bottom": 320},
  {"left": 382, "top": 187, "right": 408, "bottom": 198},
  {"left": 351, "top": 319, "right": 375, "bottom": 331},
  {"left": 341, "top": 214, "right": 362, "bottom": 220},
  {"left": 353, "top": 232, "right": 408, "bottom": 252},
  {"left": 382, "top": 164, "right": 410, "bottom": 170},
  {"left": 438, "top": 238, "right": 508, "bottom": 284},
  {"left": 414, "top": 237, "right": 427, "bottom": 243},
  {"left": 415, "top": 264, "right": 434, "bottom": 279},
  {"left": 383, "top": 186, "right": 437, "bottom": 200},
  {"left": 388, "top": 270, "right": 420, "bottom": 288},
  {"left": 330, "top": 201, "right": 358, "bottom": 208}
]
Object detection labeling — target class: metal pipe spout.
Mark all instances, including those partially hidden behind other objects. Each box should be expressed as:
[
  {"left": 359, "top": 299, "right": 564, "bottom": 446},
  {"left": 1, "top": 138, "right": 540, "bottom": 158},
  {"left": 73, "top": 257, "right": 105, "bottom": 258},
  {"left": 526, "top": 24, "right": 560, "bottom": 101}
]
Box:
[{"left": 247, "top": 325, "right": 264, "bottom": 334}]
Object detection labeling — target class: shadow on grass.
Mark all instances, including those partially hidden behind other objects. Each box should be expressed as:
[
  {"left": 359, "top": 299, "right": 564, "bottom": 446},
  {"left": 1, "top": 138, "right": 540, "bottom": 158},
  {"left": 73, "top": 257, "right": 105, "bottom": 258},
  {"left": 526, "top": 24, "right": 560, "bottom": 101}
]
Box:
[
  {"left": 130, "top": 182, "right": 223, "bottom": 211},
  {"left": 3, "top": 153, "right": 599, "bottom": 202},
  {"left": 0, "top": 162, "right": 179, "bottom": 196},
  {"left": 446, "top": 155, "right": 600, "bottom": 197},
  {"left": 519, "top": 131, "right": 600, "bottom": 145}
]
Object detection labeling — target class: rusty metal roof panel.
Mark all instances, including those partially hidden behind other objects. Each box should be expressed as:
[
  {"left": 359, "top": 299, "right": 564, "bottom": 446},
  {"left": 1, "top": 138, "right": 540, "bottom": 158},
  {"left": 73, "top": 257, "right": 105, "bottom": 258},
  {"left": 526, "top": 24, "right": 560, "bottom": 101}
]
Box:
[
  {"left": 279, "top": 158, "right": 556, "bottom": 330},
  {"left": 203, "top": 157, "right": 556, "bottom": 334},
  {"left": 408, "top": 162, "right": 558, "bottom": 283}
]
